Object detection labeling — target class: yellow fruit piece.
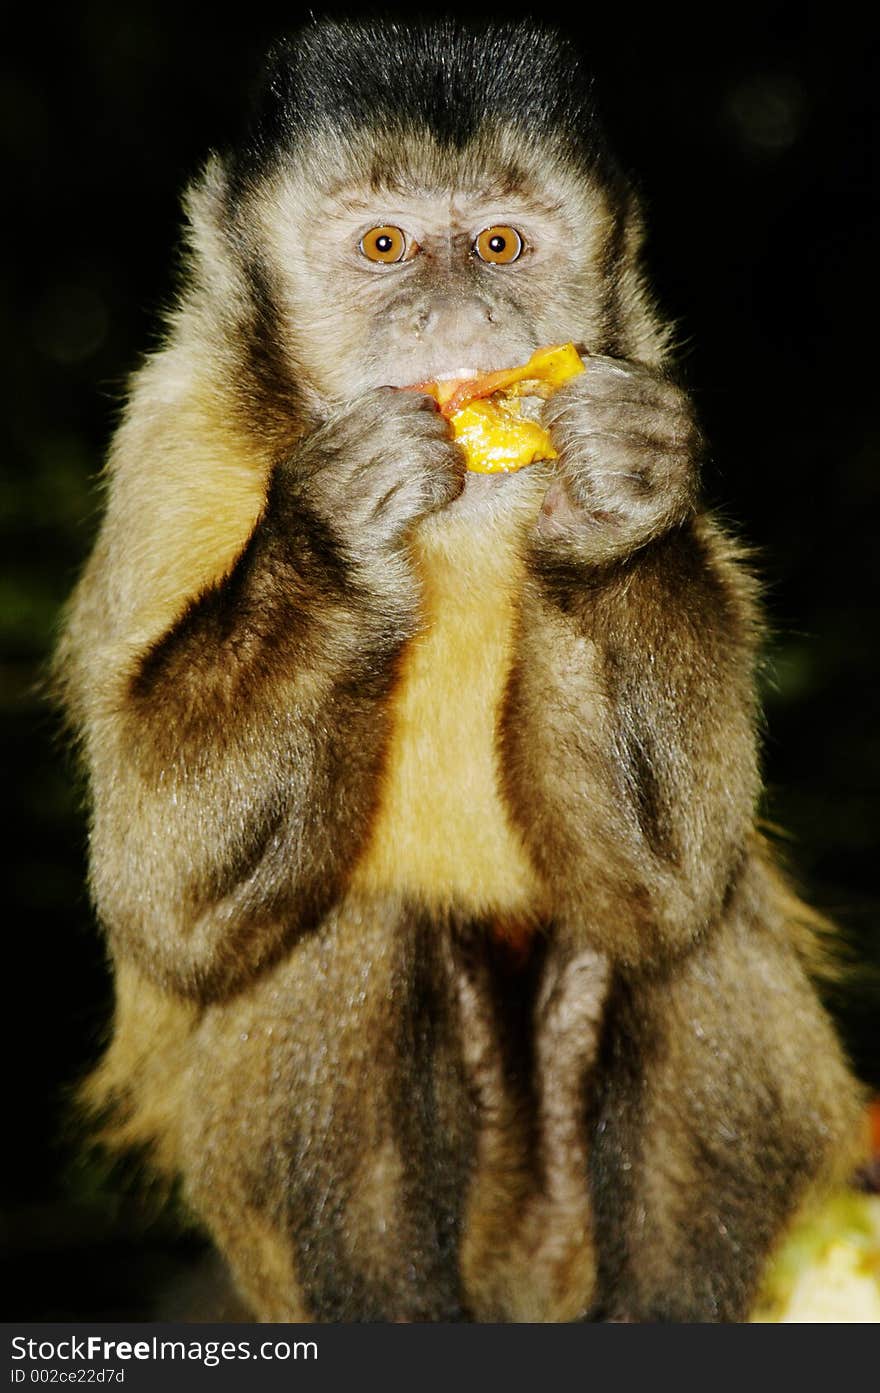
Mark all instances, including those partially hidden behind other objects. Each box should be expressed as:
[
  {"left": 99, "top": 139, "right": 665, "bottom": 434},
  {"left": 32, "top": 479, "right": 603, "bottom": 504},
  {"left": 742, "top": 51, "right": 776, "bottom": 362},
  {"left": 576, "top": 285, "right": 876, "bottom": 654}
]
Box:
[
  {"left": 507, "top": 341, "right": 586, "bottom": 396},
  {"left": 450, "top": 399, "right": 558, "bottom": 475},
  {"left": 445, "top": 342, "right": 583, "bottom": 474},
  {"left": 439, "top": 341, "right": 584, "bottom": 418},
  {"left": 406, "top": 342, "right": 585, "bottom": 475}
]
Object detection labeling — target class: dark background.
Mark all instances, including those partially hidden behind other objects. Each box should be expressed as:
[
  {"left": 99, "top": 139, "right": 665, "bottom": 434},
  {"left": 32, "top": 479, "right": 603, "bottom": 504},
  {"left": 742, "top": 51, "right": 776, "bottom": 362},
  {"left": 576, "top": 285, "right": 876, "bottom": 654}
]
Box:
[{"left": 3, "top": 1, "right": 878, "bottom": 1319}]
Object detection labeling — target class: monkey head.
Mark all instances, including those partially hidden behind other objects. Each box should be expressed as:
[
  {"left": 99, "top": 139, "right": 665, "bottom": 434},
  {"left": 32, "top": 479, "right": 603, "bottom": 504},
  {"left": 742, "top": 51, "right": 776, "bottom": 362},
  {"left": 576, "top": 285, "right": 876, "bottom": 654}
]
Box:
[{"left": 179, "top": 20, "right": 669, "bottom": 441}]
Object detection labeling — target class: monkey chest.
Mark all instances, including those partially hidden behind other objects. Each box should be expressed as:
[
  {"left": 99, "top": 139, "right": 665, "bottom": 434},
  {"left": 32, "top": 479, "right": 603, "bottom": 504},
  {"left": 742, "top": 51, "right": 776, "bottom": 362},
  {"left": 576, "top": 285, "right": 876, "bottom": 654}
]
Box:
[{"left": 350, "top": 524, "right": 542, "bottom": 916}]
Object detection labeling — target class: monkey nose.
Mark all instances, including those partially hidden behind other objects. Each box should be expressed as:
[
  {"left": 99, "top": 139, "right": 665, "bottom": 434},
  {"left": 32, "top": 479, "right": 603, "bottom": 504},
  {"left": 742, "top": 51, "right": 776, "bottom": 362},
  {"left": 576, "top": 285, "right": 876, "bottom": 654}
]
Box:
[{"left": 413, "top": 296, "right": 495, "bottom": 338}]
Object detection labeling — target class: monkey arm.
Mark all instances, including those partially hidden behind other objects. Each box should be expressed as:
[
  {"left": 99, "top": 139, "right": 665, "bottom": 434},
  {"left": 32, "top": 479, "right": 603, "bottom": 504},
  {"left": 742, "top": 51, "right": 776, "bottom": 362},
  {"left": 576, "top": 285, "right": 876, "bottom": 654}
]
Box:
[
  {"left": 505, "top": 515, "right": 762, "bottom": 969},
  {"left": 70, "top": 471, "right": 416, "bottom": 1002},
  {"left": 57, "top": 384, "right": 461, "bottom": 1002}
]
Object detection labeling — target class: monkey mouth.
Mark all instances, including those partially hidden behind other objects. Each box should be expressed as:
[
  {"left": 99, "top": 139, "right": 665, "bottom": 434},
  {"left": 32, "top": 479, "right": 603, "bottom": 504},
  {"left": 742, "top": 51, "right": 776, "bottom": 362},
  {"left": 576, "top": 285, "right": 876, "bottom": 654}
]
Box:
[
  {"left": 412, "top": 365, "right": 483, "bottom": 388},
  {"left": 436, "top": 366, "right": 481, "bottom": 381}
]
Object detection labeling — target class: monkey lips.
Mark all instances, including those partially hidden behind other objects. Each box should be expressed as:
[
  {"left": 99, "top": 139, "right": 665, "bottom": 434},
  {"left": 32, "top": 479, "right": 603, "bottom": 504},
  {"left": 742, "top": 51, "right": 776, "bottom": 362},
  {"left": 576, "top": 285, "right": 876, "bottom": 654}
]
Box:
[{"left": 407, "top": 342, "right": 585, "bottom": 474}]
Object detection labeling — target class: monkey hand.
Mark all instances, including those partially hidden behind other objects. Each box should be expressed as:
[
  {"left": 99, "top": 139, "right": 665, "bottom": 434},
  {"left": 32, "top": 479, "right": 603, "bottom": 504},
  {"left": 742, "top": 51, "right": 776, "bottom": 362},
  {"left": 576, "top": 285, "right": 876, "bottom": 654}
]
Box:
[
  {"left": 534, "top": 357, "right": 701, "bottom": 563},
  {"left": 289, "top": 389, "right": 465, "bottom": 560}
]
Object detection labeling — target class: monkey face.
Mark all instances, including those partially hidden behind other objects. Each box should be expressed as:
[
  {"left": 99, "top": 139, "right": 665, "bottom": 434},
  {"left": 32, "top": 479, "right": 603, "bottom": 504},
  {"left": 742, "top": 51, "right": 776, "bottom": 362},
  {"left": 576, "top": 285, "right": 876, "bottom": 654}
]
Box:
[
  {"left": 248, "top": 128, "right": 627, "bottom": 407},
  {"left": 189, "top": 22, "right": 670, "bottom": 450}
]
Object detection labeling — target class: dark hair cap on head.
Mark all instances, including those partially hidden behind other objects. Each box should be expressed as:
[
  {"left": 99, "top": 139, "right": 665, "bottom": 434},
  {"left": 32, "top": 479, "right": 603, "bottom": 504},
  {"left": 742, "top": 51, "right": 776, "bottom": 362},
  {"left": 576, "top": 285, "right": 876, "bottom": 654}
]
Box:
[{"left": 233, "top": 18, "right": 610, "bottom": 178}]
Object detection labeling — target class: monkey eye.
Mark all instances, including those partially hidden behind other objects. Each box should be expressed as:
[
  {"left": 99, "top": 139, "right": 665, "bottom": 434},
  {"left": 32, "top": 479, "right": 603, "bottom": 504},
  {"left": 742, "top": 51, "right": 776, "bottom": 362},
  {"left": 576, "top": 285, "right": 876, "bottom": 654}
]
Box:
[
  {"left": 474, "top": 226, "right": 524, "bottom": 265},
  {"left": 359, "top": 226, "right": 413, "bottom": 264}
]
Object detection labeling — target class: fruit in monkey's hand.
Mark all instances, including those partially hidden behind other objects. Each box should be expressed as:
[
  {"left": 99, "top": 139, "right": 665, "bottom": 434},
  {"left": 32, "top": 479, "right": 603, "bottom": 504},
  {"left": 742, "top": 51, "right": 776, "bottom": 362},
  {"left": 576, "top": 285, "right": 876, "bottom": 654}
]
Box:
[{"left": 411, "top": 343, "right": 585, "bottom": 474}]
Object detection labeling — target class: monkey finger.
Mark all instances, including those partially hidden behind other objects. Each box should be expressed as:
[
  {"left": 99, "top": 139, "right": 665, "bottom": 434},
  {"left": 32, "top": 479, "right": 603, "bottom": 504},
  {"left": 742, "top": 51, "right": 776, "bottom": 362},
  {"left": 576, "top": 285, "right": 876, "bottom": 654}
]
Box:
[
  {"left": 372, "top": 385, "right": 443, "bottom": 418},
  {"left": 368, "top": 451, "right": 463, "bottom": 530},
  {"left": 556, "top": 437, "right": 692, "bottom": 510},
  {"left": 559, "top": 357, "right": 689, "bottom": 414},
  {"left": 546, "top": 398, "right": 696, "bottom": 454}
]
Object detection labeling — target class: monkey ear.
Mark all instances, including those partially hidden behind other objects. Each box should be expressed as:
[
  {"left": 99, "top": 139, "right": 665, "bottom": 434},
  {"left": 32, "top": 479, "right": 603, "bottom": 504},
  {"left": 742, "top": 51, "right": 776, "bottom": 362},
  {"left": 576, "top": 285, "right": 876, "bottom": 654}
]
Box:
[
  {"left": 179, "top": 155, "right": 240, "bottom": 291},
  {"left": 183, "top": 156, "right": 229, "bottom": 237},
  {"left": 621, "top": 185, "right": 647, "bottom": 254},
  {"left": 615, "top": 185, "right": 677, "bottom": 367}
]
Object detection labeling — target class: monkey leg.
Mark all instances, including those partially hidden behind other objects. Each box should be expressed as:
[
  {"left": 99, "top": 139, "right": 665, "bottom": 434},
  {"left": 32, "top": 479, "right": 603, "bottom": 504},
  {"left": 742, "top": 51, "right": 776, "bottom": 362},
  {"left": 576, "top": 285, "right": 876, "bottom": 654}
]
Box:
[
  {"left": 589, "top": 860, "right": 863, "bottom": 1322},
  {"left": 179, "top": 901, "right": 478, "bottom": 1322},
  {"left": 179, "top": 907, "right": 615, "bottom": 1323},
  {"left": 453, "top": 935, "right": 611, "bottom": 1321}
]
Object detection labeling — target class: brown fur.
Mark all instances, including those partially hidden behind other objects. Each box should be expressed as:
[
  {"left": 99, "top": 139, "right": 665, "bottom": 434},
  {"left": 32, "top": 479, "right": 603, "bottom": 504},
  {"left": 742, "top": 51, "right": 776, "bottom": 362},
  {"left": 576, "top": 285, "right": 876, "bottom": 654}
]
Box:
[{"left": 55, "top": 21, "right": 864, "bottom": 1323}]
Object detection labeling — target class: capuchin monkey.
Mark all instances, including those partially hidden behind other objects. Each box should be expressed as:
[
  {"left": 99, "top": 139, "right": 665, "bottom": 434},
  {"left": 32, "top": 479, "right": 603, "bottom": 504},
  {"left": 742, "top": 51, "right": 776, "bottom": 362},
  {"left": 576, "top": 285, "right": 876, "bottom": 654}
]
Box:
[{"left": 56, "top": 19, "right": 863, "bottom": 1321}]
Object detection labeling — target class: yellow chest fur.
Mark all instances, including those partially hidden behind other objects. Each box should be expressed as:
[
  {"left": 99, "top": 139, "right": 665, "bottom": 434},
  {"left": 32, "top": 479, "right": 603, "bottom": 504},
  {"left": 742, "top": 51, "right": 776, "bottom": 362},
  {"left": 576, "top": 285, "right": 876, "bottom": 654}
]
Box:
[{"left": 351, "top": 503, "right": 544, "bottom": 917}]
